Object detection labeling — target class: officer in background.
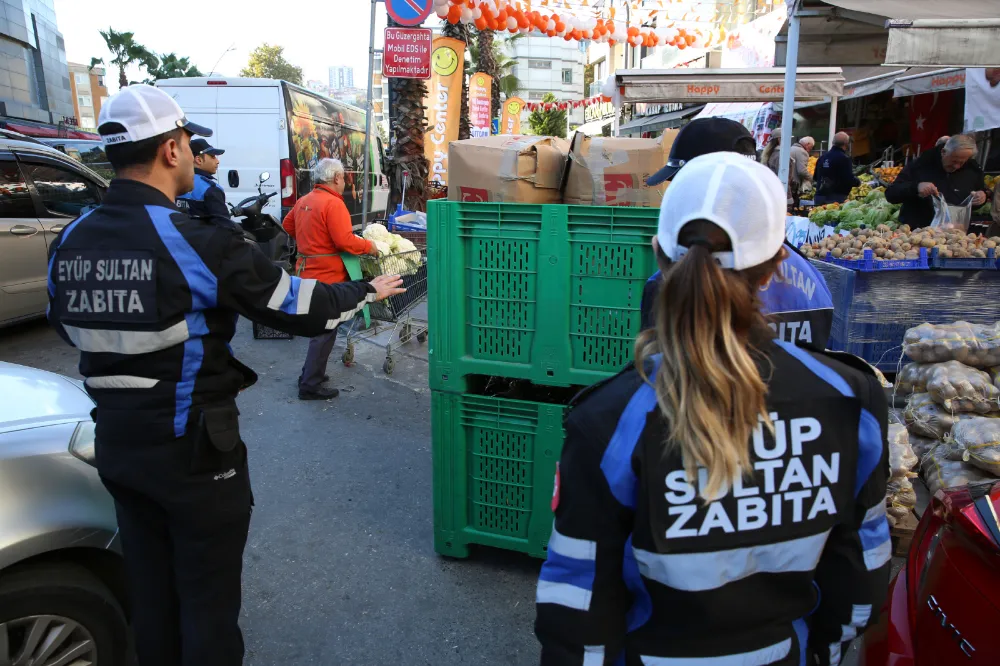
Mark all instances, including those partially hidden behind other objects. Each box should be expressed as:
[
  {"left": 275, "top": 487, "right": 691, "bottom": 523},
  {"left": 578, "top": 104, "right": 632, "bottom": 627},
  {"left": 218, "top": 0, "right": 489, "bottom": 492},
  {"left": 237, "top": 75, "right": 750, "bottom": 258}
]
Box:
[
  {"left": 46, "top": 84, "right": 404, "bottom": 666},
  {"left": 176, "top": 137, "right": 232, "bottom": 227},
  {"left": 640, "top": 118, "right": 834, "bottom": 352}
]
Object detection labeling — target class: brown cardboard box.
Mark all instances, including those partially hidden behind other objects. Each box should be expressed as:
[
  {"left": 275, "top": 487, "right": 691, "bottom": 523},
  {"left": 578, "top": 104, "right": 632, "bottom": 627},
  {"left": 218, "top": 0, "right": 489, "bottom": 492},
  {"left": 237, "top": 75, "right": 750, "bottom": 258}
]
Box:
[
  {"left": 448, "top": 135, "right": 570, "bottom": 204},
  {"left": 563, "top": 130, "right": 679, "bottom": 206}
]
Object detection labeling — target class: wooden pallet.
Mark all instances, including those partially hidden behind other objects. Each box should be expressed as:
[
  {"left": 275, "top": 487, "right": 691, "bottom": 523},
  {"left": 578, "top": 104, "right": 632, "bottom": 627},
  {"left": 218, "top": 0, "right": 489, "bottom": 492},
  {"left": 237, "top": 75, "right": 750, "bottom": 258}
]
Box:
[{"left": 891, "top": 509, "right": 920, "bottom": 557}]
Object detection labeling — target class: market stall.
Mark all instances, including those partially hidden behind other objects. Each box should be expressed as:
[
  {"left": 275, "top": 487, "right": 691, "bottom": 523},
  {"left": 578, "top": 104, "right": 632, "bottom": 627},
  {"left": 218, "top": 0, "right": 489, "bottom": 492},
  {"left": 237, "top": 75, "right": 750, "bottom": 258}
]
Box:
[{"left": 612, "top": 66, "right": 845, "bottom": 149}]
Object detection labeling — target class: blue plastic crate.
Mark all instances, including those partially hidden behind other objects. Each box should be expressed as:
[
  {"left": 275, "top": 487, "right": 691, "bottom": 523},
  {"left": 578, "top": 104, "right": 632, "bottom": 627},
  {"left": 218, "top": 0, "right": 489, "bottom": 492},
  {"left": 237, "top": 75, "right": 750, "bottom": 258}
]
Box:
[
  {"left": 813, "top": 259, "right": 1000, "bottom": 372},
  {"left": 929, "top": 246, "right": 997, "bottom": 270},
  {"left": 386, "top": 203, "right": 427, "bottom": 232},
  {"left": 822, "top": 247, "right": 928, "bottom": 272}
]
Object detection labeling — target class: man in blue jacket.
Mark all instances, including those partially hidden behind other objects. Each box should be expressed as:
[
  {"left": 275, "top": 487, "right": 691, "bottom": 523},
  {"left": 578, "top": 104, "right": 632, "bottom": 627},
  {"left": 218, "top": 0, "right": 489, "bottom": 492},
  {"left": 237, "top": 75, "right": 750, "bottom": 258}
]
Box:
[
  {"left": 813, "top": 132, "right": 860, "bottom": 205},
  {"left": 176, "top": 137, "right": 233, "bottom": 227},
  {"left": 641, "top": 118, "right": 834, "bottom": 352}
]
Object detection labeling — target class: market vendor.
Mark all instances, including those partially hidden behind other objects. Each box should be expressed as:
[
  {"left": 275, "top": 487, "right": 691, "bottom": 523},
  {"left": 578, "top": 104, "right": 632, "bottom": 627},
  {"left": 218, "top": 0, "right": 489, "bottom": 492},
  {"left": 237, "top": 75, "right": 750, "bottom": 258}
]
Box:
[
  {"left": 813, "top": 132, "right": 860, "bottom": 205},
  {"left": 885, "top": 134, "right": 988, "bottom": 228},
  {"left": 641, "top": 118, "right": 833, "bottom": 352}
]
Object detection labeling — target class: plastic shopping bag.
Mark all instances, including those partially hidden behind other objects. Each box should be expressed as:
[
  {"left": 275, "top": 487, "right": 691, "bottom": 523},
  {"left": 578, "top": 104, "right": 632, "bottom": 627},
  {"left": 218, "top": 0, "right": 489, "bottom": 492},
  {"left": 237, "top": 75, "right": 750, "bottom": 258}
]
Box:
[{"left": 931, "top": 193, "right": 974, "bottom": 232}]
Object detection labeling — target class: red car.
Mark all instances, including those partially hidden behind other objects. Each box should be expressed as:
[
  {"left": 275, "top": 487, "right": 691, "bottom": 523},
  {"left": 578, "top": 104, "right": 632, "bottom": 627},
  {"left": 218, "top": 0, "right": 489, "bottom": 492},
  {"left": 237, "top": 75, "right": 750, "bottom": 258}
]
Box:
[{"left": 863, "top": 483, "right": 1000, "bottom": 665}]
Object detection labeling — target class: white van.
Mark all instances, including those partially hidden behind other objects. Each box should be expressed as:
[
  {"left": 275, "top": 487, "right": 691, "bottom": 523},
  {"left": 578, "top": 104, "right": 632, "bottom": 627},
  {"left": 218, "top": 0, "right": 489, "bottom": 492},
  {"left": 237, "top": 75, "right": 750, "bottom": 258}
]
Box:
[{"left": 155, "top": 77, "right": 389, "bottom": 228}]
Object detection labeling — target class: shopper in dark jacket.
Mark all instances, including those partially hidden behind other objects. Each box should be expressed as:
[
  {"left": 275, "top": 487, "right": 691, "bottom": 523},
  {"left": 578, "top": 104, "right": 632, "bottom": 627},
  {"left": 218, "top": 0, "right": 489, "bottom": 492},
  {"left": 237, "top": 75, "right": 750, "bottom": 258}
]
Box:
[
  {"left": 813, "top": 132, "right": 860, "bottom": 204},
  {"left": 885, "top": 134, "right": 988, "bottom": 228},
  {"left": 536, "top": 154, "right": 889, "bottom": 666}
]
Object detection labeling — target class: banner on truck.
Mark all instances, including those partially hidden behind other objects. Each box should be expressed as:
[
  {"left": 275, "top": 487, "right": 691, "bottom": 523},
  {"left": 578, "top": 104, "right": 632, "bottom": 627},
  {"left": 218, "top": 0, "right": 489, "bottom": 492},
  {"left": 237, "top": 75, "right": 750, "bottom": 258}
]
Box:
[
  {"left": 423, "top": 36, "right": 465, "bottom": 186},
  {"left": 469, "top": 72, "right": 493, "bottom": 138},
  {"left": 500, "top": 97, "right": 525, "bottom": 135}
]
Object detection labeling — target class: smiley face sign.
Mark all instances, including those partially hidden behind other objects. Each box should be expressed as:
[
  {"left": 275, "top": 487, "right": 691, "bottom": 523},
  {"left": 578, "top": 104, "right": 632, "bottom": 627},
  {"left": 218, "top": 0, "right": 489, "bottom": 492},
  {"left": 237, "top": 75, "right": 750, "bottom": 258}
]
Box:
[
  {"left": 432, "top": 46, "right": 460, "bottom": 77},
  {"left": 475, "top": 74, "right": 486, "bottom": 87},
  {"left": 506, "top": 100, "right": 522, "bottom": 116}
]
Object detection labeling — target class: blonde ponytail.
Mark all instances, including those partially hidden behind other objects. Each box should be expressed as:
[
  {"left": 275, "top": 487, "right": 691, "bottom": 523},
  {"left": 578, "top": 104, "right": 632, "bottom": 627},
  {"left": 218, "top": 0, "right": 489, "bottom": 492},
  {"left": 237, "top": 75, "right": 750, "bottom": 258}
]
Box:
[{"left": 635, "top": 226, "right": 781, "bottom": 499}]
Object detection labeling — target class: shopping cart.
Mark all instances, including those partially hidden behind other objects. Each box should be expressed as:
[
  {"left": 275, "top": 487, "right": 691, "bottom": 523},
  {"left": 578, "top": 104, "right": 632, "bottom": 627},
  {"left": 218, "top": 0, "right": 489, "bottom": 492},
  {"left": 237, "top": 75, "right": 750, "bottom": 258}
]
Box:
[{"left": 339, "top": 246, "right": 428, "bottom": 375}]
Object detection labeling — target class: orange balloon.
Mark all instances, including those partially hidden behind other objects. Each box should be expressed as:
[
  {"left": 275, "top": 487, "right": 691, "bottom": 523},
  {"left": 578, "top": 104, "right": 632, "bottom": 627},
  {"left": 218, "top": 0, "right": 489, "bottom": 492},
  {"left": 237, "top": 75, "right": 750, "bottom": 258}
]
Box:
[
  {"left": 677, "top": 41, "right": 687, "bottom": 49},
  {"left": 685, "top": 34, "right": 695, "bottom": 44},
  {"left": 608, "top": 38, "right": 616, "bottom": 45},
  {"left": 475, "top": 17, "right": 487, "bottom": 29},
  {"left": 447, "top": 5, "right": 461, "bottom": 22},
  {"left": 466, "top": 0, "right": 474, "bottom": 7},
  {"left": 555, "top": 21, "right": 565, "bottom": 32},
  {"left": 497, "top": 10, "right": 507, "bottom": 22},
  {"left": 564, "top": 33, "right": 572, "bottom": 41},
  {"left": 627, "top": 26, "right": 639, "bottom": 36},
  {"left": 550, "top": 13, "right": 560, "bottom": 22}
]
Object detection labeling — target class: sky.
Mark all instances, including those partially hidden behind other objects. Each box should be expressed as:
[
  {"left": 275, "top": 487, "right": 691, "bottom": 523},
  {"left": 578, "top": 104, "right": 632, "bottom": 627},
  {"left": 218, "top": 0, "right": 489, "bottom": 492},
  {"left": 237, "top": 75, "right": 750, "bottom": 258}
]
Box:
[{"left": 53, "top": 0, "right": 397, "bottom": 92}]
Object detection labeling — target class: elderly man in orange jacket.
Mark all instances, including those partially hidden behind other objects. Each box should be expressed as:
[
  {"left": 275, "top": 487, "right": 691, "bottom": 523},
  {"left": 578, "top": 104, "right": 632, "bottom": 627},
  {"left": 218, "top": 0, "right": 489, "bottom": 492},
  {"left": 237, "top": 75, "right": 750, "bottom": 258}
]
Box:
[{"left": 283, "top": 158, "right": 379, "bottom": 400}]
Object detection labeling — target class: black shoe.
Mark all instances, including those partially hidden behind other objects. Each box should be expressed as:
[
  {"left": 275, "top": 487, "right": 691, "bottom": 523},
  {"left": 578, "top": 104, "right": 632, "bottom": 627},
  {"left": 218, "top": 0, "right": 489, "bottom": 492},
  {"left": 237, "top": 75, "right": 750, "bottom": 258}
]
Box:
[
  {"left": 298, "top": 386, "right": 340, "bottom": 400},
  {"left": 322, "top": 375, "right": 330, "bottom": 383}
]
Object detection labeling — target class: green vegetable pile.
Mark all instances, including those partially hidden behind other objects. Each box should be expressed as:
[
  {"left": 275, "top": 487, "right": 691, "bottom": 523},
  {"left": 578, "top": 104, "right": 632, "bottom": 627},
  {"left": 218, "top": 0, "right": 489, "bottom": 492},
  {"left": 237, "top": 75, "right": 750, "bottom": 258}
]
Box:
[{"left": 807, "top": 189, "right": 902, "bottom": 232}]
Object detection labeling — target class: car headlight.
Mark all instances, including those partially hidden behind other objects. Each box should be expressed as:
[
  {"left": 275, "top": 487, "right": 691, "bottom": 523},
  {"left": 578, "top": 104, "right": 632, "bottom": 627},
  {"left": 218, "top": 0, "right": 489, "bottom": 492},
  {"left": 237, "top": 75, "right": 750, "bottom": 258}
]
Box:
[{"left": 70, "top": 420, "right": 96, "bottom": 465}]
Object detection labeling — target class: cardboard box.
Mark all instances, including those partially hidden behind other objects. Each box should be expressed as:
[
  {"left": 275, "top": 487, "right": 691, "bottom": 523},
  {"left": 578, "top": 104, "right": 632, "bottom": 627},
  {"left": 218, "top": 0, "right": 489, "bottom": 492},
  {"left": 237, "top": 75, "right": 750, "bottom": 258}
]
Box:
[
  {"left": 563, "top": 130, "right": 679, "bottom": 206},
  {"left": 448, "top": 135, "right": 570, "bottom": 204}
]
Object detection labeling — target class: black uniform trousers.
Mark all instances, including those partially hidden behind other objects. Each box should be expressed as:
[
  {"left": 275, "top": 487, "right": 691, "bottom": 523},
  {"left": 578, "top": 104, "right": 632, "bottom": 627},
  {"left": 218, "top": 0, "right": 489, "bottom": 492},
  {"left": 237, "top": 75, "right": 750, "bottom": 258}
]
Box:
[{"left": 96, "top": 427, "right": 253, "bottom": 666}]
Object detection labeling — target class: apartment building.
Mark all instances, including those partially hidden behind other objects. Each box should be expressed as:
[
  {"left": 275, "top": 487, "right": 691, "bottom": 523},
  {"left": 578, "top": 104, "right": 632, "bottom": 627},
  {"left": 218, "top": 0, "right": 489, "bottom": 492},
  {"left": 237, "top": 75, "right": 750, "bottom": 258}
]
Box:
[{"left": 67, "top": 61, "right": 107, "bottom": 129}]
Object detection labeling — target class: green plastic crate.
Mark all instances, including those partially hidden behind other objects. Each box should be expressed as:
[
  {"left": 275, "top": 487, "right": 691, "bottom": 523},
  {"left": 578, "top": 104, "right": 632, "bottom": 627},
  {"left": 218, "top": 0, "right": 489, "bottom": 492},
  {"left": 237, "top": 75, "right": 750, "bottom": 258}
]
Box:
[
  {"left": 432, "top": 390, "right": 566, "bottom": 559},
  {"left": 427, "top": 200, "right": 658, "bottom": 391}
]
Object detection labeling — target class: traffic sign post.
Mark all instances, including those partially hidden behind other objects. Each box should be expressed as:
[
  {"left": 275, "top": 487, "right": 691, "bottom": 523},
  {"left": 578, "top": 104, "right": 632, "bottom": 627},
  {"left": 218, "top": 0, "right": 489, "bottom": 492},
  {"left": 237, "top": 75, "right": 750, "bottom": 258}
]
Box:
[
  {"left": 383, "top": 28, "right": 432, "bottom": 80},
  {"left": 385, "top": 0, "right": 433, "bottom": 27}
]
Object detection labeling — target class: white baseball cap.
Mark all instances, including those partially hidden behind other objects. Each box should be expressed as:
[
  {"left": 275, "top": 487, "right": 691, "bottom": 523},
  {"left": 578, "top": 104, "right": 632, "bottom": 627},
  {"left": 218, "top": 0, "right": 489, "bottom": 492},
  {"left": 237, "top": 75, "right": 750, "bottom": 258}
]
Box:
[
  {"left": 97, "top": 84, "right": 211, "bottom": 147},
  {"left": 656, "top": 152, "right": 786, "bottom": 271}
]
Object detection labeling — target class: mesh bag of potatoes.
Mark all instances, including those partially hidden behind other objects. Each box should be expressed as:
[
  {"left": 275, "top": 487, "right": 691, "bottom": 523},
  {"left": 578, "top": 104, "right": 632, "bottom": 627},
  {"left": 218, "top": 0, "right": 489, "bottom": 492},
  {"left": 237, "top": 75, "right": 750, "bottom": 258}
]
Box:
[
  {"left": 950, "top": 417, "right": 1000, "bottom": 476},
  {"left": 896, "top": 362, "right": 935, "bottom": 394},
  {"left": 903, "top": 321, "right": 1000, "bottom": 367},
  {"left": 903, "top": 393, "right": 986, "bottom": 439},
  {"left": 908, "top": 433, "right": 940, "bottom": 460},
  {"left": 886, "top": 424, "right": 919, "bottom": 527},
  {"left": 925, "top": 361, "right": 1000, "bottom": 413},
  {"left": 922, "top": 444, "right": 997, "bottom": 496}
]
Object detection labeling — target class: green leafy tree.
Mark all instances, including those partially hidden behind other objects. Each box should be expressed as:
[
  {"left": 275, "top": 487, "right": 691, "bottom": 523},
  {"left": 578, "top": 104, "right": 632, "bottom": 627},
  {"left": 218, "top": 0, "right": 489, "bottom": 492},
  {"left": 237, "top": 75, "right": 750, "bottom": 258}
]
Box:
[
  {"left": 239, "top": 44, "right": 303, "bottom": 84},
  {"left": 92, "top": 28, "right": 157, "bottom": 89},
  {"left": 528, "top": 92, "right": 567, "bottom": 138},
  {"left": 144, "top": 53, "right": 202, "bottom": 83}
]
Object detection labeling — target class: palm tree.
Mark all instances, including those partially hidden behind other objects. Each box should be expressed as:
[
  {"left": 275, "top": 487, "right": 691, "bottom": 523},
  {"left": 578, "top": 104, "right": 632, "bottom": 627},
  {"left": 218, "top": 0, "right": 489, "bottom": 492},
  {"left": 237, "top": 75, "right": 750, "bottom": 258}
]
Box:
[
  {"left": 386, "top": 18, "right": 428, "bottom": 211},
  {"left": 144, "top": 53, "right": 202, "bottom": 83},
  {"left": 94, "top": 28, "right": 157, "bottom": 89},
  {"left": 441, "top": 20, "right": 471, "bottom": 141},
  {"left": 468, "top": 30, "right": 523, "bottom": 115}
]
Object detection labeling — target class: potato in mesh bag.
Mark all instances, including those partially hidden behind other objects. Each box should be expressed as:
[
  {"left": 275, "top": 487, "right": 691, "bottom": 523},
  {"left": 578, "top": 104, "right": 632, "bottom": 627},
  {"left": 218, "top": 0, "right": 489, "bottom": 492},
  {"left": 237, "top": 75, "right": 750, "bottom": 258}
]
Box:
[
  {"left": 950, "top": 417, "right": 1000, "bottom": 476},
  {"left": 903, "top": 321, "right": 1000, "bottom": 367},
  {"left": 922, "top": 445, "right": 997, "bottom": 496},
  {"left": 908, "top": 433, "right": 939, "bottom": 460},
  {"left": 896, "top": 362, "right": 935, "bottom": 394},
  {"left": 925, "top": 361, "right": 1000, "bottom": 413},
  {"left": 886, "top": 477, "right": 917, "bottom": 528},
  {"left": 903, "top": 393, "right": 980, "bottom": 439},
  {"left": 888, "top": 424, "right": 918, "bottom": 478}
]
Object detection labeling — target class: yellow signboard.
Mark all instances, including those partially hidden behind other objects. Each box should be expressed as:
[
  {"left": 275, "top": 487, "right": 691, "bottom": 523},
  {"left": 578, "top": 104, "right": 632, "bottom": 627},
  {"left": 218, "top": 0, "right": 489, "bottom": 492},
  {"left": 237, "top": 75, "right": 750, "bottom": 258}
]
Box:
[
  {"left": 500, "top": 97, "right": 525, "bottom": 135},
  {"left": 423, "top": 37, "right": 466, "bottom": 186}
]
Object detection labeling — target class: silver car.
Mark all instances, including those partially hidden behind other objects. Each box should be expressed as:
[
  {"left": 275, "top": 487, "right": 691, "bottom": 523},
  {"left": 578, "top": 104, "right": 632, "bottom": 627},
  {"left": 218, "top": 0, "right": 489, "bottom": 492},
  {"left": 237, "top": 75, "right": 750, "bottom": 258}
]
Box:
[
  {"left": 0, "top": 130, "right": 108, "bottom": 328},
  {"left": 0, "top": 361, "right": 129, "bottom": 665}
]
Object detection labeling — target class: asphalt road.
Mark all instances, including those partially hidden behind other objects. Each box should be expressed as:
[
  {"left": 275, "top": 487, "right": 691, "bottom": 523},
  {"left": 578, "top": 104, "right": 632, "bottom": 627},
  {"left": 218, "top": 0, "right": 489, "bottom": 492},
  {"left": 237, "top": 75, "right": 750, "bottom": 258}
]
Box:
[
  {"left": 0, "top": 317, "right": 542, "bottom": 666},
  {"left": 0, "top": 315, "right": 879, "bottom": 666}
]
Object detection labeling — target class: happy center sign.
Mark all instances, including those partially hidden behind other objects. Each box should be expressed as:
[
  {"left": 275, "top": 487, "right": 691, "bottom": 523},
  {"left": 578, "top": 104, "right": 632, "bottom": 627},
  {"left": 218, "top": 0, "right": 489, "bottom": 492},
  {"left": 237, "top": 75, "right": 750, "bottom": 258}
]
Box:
[
  {"left": 469, "top": 72, "right": 493, "bottom": 138},
  {"left": 423, "top": 36, "right": 465, "bottom": 186},
  {"left": 500, "top": 96, "right": 524, "bottom": 135}
]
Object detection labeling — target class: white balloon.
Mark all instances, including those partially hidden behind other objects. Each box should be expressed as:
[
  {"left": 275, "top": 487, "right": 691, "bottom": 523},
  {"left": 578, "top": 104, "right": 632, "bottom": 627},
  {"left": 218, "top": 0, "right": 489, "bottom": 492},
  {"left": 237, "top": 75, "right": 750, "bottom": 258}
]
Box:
[
  {"left": 460, "top": 7, "right": 473, "bottom": 22},
  {"left": 506, "top": 16, "right": 517, "bottom": 30},
  {"left": 547, "top": 19, "right": 555, "bottom": 31},
  {"left": 473, "top": 7, "right": 482, "bottom": 19},
  {"left": 436, "top": 5, "right": 449, "bottom": 18}
]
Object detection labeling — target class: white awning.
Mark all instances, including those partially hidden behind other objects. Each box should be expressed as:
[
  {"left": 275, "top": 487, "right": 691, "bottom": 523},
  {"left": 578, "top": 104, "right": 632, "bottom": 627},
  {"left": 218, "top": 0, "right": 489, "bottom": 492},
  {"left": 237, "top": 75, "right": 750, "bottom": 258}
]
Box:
[
  {"left": 893, "top": 68, "right": 967, "bottom": 98},
  {"left": 614, "top": 68, "right": 845, "bottom": 104},
  {"left": 818, "top": 1, "right": 1000, "bottom": 19},
  {"left": 884, "top": 20, "right": 1000, "bottom": 67},
  {"left": 574, "top": 117, "right": 614, "bottom": 136}
]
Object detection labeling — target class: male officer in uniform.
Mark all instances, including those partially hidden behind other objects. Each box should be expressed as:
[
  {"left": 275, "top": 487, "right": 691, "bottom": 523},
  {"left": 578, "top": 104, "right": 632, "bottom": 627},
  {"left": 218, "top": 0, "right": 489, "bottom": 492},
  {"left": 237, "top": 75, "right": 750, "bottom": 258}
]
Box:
[
  {"left": 46, "top": 84, "right": 404, "bottom": 666},
  {"left": 176, "top": 137, "right": 232, "bottom": 227}
]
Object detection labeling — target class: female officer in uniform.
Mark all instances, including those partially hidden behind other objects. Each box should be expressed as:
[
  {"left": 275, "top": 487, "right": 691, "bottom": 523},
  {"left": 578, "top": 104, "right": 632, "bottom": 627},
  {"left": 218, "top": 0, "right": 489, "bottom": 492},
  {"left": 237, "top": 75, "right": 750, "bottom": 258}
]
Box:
[{"left": 535, "top": 153, "right": 890, "bottom": 666}]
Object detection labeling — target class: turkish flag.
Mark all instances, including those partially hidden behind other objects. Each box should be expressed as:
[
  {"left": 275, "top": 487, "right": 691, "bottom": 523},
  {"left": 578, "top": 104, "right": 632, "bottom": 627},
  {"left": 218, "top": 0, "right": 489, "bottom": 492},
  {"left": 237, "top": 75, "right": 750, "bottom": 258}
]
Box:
[{"left": 909, "top": 91, "right": 953, "bottom": 151}]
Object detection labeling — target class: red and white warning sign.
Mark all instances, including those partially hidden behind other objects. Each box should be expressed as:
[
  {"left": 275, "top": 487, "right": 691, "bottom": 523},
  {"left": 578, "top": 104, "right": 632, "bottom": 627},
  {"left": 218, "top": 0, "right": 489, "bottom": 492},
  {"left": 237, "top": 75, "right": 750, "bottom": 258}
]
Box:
[{"left": 383, "top": 28, "right": 433, "bottom": 80}]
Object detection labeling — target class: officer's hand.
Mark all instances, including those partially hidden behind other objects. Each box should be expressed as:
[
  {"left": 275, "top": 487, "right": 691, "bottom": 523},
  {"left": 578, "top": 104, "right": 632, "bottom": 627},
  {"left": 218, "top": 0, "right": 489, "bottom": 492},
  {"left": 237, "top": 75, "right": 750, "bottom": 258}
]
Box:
[
  {"left": 918, "top": 182, "right": 939, "bottom": 198},
  {"left": 369, "top": 275, "right": 405, "bottom": 301},
  {"left": 972, "top": 190, "right": 987, "bottom": 206}
]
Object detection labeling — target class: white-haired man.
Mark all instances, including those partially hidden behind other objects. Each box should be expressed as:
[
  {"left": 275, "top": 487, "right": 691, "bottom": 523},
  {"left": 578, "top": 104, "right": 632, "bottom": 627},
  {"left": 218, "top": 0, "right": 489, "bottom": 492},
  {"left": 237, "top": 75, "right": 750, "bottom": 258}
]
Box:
[
  {"left": 283, "top": 158, "right": 380, "bottom": 400},
  {"left": 886, "top": 133, "right": 987, "bottom": 229}
]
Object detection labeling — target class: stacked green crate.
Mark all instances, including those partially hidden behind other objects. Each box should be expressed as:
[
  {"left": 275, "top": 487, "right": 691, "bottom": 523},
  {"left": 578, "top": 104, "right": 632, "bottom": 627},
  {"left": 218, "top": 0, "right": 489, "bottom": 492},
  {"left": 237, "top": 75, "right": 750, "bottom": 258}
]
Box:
[{"left": 427, "top": 200, "right": 659, "bottom": 558}]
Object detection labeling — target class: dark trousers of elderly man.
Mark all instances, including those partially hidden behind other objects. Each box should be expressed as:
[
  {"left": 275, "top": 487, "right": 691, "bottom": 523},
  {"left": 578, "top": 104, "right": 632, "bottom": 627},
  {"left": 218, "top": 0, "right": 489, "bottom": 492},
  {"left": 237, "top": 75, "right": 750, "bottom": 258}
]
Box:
[{"left": 281, "top": 159, "right": 376, "bottom": 400}]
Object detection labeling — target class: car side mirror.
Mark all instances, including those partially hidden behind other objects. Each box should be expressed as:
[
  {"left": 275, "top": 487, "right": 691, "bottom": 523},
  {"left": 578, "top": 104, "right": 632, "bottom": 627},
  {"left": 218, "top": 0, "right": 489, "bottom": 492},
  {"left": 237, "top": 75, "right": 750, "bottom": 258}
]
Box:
[
  {"left": 228, "top": 170, "right": 239, "bottom": 188},
  {"left": 259, "top": 172, "right": 271, "bottom": 184}
]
